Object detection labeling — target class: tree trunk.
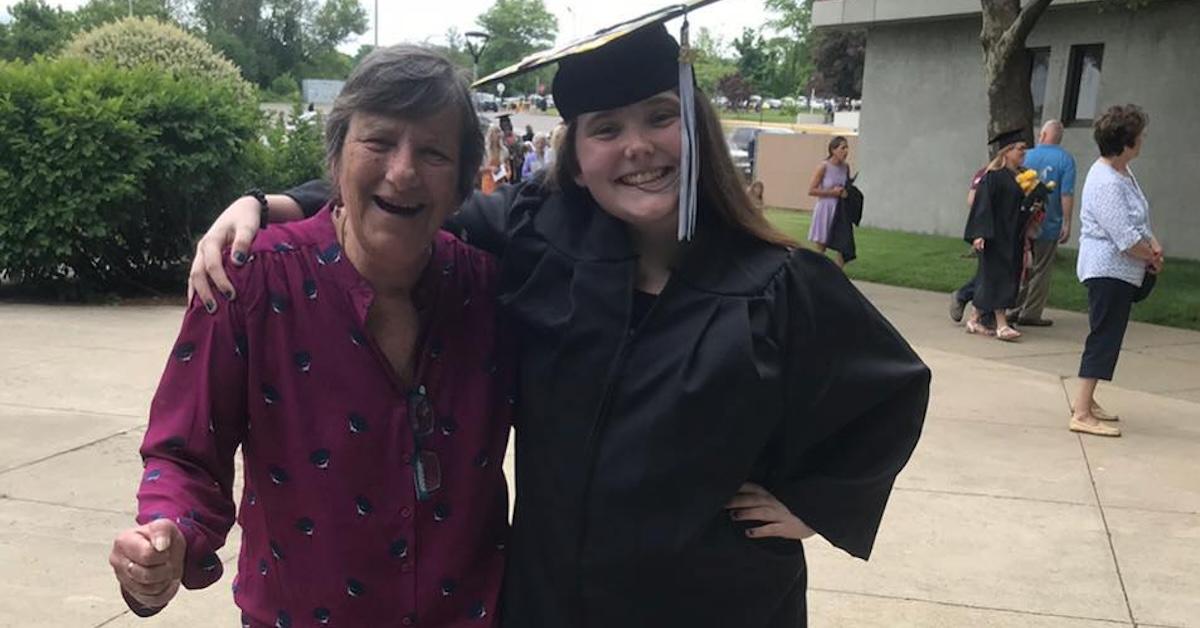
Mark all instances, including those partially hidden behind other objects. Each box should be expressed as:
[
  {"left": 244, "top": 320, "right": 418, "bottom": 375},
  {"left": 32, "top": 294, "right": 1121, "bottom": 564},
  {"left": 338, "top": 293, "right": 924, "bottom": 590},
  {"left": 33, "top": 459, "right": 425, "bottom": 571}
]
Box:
[{"left": 980, "top": 0, "right": 1055, "bottom": 147}]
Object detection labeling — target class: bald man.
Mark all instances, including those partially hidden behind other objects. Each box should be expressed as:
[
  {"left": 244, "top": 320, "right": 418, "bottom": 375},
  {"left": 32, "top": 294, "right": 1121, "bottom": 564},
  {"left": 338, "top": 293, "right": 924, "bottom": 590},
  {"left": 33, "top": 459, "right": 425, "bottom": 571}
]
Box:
[{"left": 1011, "top": 120, "right": 1076, "bottom": 326}]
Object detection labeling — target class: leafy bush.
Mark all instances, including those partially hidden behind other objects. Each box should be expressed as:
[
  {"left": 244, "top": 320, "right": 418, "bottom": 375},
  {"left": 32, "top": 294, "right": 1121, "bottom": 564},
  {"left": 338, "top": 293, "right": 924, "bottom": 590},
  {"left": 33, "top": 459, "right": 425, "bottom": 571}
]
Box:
[
  {"left": 246, "top": 106, "right": 327, "bottom": 194},
  {"left": 266, "top": 73, "right": 301, "bottom": 102},
  {"left": 62, "top": 16, "right": 254, "bottom": 103},
  {"left": 0, "top": 57, "right": 261, "bottom": 293}
]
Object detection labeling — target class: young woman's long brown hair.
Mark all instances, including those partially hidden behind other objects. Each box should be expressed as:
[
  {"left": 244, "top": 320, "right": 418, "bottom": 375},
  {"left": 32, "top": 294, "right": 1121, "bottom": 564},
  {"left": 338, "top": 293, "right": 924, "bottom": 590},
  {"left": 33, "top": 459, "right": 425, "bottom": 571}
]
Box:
[{"left": 548, "top": 90, "right": 796, "bottom": 248}]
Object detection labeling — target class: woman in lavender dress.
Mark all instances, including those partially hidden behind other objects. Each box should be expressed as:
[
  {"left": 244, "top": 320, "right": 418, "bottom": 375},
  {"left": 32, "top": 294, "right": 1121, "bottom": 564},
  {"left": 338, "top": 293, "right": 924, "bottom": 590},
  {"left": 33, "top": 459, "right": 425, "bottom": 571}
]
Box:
[{"left": 807, "top": 136, "right": 851, "bottom": 267}]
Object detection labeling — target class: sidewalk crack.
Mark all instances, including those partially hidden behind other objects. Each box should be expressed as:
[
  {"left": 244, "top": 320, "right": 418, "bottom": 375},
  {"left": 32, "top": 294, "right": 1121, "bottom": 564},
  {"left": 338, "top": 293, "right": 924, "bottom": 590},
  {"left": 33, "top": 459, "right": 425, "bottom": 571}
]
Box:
[{"left": 1077, "top": 433, "right": 1137, "bottom": 625}]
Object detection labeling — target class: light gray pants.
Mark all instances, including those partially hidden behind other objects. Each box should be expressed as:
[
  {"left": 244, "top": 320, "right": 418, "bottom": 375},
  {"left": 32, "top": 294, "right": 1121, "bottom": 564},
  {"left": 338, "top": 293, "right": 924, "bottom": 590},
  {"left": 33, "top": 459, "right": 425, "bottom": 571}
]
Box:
[{"left": 1013, "top": 239, "right": 1058, "bottom": 320}]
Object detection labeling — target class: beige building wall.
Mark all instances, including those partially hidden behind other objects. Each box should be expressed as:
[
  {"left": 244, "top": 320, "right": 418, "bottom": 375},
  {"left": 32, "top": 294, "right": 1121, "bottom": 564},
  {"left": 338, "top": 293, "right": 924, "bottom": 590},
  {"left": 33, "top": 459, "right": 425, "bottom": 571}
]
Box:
[{"left": 755, "top": 133, "right": 860, "bottom": 211}]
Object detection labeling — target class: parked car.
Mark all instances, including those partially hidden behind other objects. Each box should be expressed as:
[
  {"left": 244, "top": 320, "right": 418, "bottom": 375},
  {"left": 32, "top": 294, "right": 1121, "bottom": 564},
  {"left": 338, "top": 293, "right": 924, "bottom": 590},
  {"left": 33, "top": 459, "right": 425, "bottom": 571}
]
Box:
[
  {"left": 727, "top": 126, "right": 795, "bottom": 179},
  {"left": 765, "top": 98, "right": 783, "bottom": 110},
  {"left": 474, "top": 92, "right": 499, "bottom": 112}
]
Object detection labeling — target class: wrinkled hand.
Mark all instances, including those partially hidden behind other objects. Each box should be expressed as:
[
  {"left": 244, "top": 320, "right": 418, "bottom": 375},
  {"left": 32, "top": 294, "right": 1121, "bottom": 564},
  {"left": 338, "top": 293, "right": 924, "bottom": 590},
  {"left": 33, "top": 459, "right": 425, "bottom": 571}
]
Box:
[
  {"left": 1148, "top": 255, "right": 1164, "bottom": 275},
  {"left": 973, "top": 237, "right": 986, "bottom": 252},
  {"left": 187, "top": 196, "right": 263, "bottom": 314},
  {"left": 1058, "top": 223, "right": 1071, "bottom": 245},
  {"left": 725, "top": 482, "right": 815, "bottom": 540},
  {"left": 109, "top": 519, "right": 186, "bottom": 610}
]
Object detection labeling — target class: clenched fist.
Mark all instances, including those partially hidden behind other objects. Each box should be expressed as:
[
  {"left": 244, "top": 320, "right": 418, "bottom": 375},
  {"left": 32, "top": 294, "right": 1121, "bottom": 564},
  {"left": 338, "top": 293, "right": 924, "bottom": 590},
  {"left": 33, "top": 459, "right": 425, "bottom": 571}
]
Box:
[{"left": 109, "top": 518, "right": 186, "bottom": 610}]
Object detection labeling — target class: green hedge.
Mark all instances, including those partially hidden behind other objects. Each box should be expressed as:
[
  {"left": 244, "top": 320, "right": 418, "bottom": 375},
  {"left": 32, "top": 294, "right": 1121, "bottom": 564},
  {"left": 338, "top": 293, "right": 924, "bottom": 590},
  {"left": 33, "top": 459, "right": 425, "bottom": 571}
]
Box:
[
  {"left": 0, "top": 58, "right": 261, "bottom": 293},
  {"left": 248, "top": 107, "right": 326, "bottom": 194}
]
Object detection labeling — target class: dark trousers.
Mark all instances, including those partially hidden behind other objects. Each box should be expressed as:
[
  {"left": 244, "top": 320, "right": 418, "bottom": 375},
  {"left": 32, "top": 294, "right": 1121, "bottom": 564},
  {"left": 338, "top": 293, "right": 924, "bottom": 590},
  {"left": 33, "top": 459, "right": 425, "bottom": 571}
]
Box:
[
  {"left": 955, "top": 275, "right": 996, "bottom": 326},
  {"left": 1079, "top": 277, "right": 1137, "bottom": 381},
  {"left": 955, "top": 276, "right": 975, "bottom": 304}
]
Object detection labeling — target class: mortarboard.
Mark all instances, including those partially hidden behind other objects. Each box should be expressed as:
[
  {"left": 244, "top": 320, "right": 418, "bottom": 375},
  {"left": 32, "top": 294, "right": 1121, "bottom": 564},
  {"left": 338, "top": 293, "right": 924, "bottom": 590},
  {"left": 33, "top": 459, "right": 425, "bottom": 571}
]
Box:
[
  {"left": 989, "top": 128, "right": 1027, "bottom": 148},
  {"left": 474, "top": 0, "right": 725, "bottom": 241}
]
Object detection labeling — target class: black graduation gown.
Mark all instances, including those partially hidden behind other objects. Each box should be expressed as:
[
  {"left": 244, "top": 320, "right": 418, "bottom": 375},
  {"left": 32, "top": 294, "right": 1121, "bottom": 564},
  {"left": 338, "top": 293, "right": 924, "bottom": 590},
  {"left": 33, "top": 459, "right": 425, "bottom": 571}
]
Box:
[
  {"left": 962, "top": 169, "right": 1029, "bottom": 312},
  {"left": 287, "top": 178, "right": 930, "bottom": 628},
  {"left": 827, "top": 182, "right": 863, "bottom": 263}
]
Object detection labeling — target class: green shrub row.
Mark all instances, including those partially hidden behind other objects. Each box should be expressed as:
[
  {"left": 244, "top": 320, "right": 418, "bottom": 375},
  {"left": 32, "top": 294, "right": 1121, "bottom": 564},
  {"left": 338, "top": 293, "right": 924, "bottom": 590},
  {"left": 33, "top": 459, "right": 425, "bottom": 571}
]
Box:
[{"left": 0, "top": 58, "right": 264, "bottom": 293}]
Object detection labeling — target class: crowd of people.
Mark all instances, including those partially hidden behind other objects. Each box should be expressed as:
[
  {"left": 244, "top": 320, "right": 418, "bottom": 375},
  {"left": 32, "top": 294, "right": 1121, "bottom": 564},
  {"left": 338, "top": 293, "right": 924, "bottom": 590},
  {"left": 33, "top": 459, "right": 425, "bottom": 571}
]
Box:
[
  {"left": 480, "top": 115, "right": 564, "bottom": 194},
  {"left": 950, "top": 107, "right": 1160, "bottom": 438}
]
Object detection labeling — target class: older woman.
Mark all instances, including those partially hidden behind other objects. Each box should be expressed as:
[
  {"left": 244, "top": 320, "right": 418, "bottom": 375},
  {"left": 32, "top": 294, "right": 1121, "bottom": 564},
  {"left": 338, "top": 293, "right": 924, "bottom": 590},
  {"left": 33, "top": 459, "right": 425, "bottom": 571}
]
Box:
[
  {"left": 1070, "top": 104, "right": 1160, "bottom": 437},
  {"left": 107, "top": 46, "right": 514, "bottom": 626}
]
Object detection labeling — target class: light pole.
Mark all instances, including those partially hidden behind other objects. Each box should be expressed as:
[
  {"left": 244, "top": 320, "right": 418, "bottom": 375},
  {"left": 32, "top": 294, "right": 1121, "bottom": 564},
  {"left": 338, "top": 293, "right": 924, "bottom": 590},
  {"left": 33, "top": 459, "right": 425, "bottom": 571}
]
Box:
[{"left": 464, "top": 31, "right": 490, "bottom": 83}]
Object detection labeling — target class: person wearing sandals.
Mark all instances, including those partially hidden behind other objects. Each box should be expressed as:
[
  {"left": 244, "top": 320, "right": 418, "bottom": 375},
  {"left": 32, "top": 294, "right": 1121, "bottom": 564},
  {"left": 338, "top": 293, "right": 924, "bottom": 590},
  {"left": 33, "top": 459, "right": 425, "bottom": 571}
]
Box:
[
  {"left": 962, "top": 129, "right": 1039, "bottom": 342},
  {"left": 1069, "top": 105, "right": 1161, "bottom": 437}
]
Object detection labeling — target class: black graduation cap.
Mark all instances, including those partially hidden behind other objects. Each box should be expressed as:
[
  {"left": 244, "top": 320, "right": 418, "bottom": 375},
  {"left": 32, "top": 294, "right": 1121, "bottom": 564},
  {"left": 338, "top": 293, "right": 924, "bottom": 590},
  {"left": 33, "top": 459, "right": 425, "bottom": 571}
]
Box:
[
  {"left": 473, "top": 0, "right": 725, "bottom": 241},
  {"left": 989, "top": 128, "right": 1027, "bottom": 148}
]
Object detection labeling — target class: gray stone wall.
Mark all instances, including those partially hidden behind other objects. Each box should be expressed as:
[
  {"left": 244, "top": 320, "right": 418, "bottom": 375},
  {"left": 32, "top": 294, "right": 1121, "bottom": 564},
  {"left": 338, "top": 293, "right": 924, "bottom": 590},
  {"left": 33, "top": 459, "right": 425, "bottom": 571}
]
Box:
[{"left": 855, "top": 0, "right": 1200, "bottom": 259}]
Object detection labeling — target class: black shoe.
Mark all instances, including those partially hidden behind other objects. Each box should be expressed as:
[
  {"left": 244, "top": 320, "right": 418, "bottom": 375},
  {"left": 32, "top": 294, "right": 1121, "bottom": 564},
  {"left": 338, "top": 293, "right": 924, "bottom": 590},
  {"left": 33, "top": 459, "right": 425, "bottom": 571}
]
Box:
[
  {"left": 949, "top": 294, "right": 966, "bottom": 323},
  {"left": 1016, "top": 317, "right": 1054, "bottom": 327}
]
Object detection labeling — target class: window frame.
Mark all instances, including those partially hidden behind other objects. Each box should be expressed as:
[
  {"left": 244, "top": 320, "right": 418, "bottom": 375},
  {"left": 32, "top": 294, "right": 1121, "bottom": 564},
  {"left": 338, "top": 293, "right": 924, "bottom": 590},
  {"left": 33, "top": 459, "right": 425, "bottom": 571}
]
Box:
[
  {"left": 1062, "top": 43, "right": 1105, "bottom": 126},
  {"left": 1027, "top": 46, "right": 1052, "bottom": 125}
]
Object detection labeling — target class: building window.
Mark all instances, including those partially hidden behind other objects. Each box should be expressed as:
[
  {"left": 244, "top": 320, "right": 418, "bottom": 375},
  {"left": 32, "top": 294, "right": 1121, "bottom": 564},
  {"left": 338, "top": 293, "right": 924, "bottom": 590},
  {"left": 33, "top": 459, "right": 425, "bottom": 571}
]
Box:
[
  {"left": 1028, "top": 47, "right": 1051, "bottom": 124},
  {"left": 1063, "top": 44, "right": 1104, "bottom": 124}
]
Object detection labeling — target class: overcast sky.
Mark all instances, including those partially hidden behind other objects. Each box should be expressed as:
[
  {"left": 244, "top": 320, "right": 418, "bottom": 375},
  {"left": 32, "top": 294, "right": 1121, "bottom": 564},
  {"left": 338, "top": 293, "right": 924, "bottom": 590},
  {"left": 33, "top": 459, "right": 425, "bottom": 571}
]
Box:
[{"left": 2, "top": 0, "right": 775, "bottom": 54}]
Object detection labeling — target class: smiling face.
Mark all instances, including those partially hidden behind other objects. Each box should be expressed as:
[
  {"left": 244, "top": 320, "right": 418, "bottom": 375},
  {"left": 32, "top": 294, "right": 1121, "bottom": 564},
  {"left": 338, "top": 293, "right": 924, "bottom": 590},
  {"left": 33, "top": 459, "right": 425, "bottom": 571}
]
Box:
[
  {"left": 335, "top": 109, "right": 462, "bottom": 268},
  {"left": 572, "top": 90, "right": 682, "bottom": 235}
]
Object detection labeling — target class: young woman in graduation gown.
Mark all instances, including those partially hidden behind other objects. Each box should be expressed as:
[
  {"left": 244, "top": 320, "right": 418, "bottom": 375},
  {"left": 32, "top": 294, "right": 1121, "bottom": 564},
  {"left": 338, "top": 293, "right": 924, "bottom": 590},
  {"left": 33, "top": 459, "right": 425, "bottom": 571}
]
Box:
[
  {"left": 189, "top": 23, "right": 929, "bottom": 628},
  {"left": 962, "top": 134, "right": 1037, "bottom": 341}
]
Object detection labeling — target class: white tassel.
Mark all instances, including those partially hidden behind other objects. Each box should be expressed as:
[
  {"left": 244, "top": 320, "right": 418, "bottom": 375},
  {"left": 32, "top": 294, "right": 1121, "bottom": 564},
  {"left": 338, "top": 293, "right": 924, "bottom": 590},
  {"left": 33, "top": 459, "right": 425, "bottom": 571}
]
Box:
[{"left": 677, "top": 17, "right": 699, "bottom": 241}]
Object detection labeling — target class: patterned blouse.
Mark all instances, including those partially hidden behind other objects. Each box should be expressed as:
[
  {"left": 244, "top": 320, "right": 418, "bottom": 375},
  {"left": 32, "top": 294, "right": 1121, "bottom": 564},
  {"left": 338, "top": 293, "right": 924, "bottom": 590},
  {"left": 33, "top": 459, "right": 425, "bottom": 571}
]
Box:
[
  {"left": 134, "top": 207, "right": 515, "bottom": 627},
  {"left": 1077, "top": 159, "right": 1154, "bottom": 287}
]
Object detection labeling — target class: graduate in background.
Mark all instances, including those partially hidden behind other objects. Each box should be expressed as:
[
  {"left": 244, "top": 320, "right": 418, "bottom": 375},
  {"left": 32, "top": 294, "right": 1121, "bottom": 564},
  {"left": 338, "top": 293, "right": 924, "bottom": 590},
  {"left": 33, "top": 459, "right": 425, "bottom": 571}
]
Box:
[
  {"left": 963, "top": 129, "right": 1041, "bottom": 341},
  {"left": 188, "top": 2, "right": 930, "bottom": 625}
]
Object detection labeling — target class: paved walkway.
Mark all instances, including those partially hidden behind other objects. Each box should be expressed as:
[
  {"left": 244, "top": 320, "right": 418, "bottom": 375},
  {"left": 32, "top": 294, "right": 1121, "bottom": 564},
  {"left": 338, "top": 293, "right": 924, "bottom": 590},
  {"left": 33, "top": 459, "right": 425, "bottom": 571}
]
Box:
[{"left": 0, "top": 282, "right": 1196, "bottom": 627}]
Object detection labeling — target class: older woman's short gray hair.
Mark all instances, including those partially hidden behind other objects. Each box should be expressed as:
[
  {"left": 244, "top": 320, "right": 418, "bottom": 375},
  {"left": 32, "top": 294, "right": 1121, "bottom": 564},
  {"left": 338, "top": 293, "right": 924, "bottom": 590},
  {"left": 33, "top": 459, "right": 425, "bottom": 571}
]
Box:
[{"left": 325, "top": 45, "right": 483, "bottom": 201}]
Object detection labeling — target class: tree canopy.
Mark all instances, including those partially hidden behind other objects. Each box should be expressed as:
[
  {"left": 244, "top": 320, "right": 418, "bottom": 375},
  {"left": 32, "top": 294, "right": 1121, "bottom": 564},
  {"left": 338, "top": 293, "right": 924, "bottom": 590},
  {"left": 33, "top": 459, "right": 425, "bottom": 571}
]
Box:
[{"left": 475, "top": 0, "right": 557, "bottom": 95}]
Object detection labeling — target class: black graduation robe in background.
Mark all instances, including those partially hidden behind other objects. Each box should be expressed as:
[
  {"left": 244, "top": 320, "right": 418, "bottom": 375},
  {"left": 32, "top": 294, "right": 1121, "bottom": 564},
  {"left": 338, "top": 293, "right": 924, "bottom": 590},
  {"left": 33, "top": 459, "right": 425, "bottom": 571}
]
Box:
[
  {"left": 287, "top": 178, "right": 930, "bottom": 628},
  {"left": 962, "top": 169, "right": 1029, "bottom": 312},
  {"left": 827, "top": 181, "right": 863, "bottom": 263}
]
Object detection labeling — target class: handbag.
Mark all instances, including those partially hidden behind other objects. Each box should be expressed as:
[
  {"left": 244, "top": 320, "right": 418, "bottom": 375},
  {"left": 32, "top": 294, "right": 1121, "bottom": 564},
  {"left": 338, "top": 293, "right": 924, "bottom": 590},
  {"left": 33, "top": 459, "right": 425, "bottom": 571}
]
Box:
[{"left": 1132, "top": 272, "right": 1157, "bottom": 303}]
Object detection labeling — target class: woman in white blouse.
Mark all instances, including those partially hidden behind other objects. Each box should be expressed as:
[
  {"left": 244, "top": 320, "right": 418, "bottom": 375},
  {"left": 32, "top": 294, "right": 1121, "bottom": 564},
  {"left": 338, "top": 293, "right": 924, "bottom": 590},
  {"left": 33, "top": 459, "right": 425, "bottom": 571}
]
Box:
[{"left": 1070, "top": 104, "right": 1162, "bottom": 437}]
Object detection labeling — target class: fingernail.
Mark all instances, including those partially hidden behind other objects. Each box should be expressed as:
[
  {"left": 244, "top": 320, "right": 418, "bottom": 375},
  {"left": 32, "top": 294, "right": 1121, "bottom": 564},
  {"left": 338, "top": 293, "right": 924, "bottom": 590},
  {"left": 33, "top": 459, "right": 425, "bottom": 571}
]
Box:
[
  {"left": 205, "top": 300, "right": 216, "bottom": 314},
  {"left": 233, "top": 251, "right": 247, "bottom": 265},
  {"left": 153, "top": 536, "right": 169, "bottom": 552},
  {"left": 745, "top": 529, "right": 755, "bottom": 537},
  {"left": 223, "top": 289, "right": 236, "bottom": 301}
]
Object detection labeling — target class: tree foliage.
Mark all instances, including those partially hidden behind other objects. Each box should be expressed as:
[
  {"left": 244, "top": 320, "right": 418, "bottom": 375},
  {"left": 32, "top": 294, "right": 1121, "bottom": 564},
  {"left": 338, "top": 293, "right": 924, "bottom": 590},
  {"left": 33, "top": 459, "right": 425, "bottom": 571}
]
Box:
[
  {"left": 63, "top": 16, "right": 254, "bottom": 102},
  {"left": 716, "top": 72, "right": 752, "bottom": 108},
  {"left": 194, "top": 0, "right": 366, "bottom": 87},
  {"left": 692, "top": 27, "right": 736, "bottom": 96},
  {"left": 0, "top": 0, "right": 77, "bottom": 60},
  {"left": 476, "top": 0, "right": 557, "bottom": 94},
  {"left": 809, "top": 29, "right": 864, "bottom": 98}
]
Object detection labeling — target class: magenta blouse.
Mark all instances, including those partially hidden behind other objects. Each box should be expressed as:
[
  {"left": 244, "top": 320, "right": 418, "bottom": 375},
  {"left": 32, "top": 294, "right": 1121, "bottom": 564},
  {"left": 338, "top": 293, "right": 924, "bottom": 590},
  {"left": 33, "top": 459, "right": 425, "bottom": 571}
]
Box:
[{"left": 135, "top": 207, "right": 515, "bottom": 627}]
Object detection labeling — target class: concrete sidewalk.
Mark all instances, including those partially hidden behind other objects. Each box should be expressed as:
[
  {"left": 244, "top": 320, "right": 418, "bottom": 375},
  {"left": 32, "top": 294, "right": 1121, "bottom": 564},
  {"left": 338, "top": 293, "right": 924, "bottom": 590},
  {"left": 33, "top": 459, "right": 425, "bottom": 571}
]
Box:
[{"left": 0, "top": 282, "right": 1196, "bottom": 627}]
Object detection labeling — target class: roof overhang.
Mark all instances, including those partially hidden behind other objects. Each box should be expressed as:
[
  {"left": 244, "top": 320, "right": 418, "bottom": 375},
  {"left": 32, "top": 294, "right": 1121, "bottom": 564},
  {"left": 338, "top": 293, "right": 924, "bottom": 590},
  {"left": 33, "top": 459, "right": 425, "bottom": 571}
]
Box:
[{"left": 813, "top": 0, "right": 1100, "bottom": 29}]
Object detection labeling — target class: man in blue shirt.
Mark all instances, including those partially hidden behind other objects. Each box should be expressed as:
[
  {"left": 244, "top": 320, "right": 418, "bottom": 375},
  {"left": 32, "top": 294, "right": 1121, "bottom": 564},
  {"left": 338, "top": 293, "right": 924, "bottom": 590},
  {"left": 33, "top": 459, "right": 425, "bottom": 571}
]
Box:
[{"left": 1011, "top": 119, "right": 1076, "bottom": 326}]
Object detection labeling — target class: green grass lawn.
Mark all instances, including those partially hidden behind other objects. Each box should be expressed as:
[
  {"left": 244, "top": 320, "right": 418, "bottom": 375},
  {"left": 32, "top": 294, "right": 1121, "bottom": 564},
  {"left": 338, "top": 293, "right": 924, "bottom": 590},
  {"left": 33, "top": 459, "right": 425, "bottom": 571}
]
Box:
[
  {"left": 721, "top": 110, "right": 804, "bottom": 125},
  {"left": 767, "top": 209, "right": 1200, "bottom": 331}
]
